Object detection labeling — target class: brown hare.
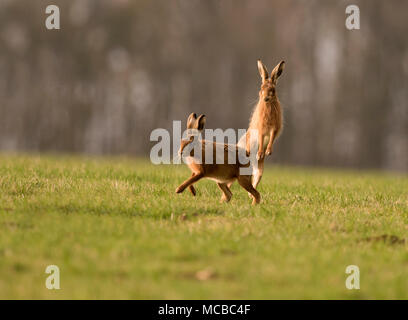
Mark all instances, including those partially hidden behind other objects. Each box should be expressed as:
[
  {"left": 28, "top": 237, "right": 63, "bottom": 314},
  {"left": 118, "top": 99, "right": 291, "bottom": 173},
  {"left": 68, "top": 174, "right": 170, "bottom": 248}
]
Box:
[
  {"left": 176, "top": 113, "right": 260, "bottom": 205},
  {"left": 239, "top": 59, "right": 285, "bottom": 189}
]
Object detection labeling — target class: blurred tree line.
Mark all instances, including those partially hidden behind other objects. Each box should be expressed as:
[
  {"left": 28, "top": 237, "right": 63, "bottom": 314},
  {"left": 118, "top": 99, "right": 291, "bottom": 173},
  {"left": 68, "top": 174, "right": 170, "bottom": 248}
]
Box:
[{"left": 0, "top": 0, "right": 407, "bottom": 172}]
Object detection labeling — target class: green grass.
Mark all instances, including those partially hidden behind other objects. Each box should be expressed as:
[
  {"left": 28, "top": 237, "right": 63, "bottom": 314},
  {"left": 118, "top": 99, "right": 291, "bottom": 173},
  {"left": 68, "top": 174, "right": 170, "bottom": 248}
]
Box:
[{"left": 0, "top": 154, "right": 407, "bottom": 299}]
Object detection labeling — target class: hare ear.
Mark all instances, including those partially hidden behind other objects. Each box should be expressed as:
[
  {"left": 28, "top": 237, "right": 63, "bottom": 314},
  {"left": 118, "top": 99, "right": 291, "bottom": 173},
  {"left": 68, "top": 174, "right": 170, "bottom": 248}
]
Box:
[
  {"left": 196, "top": 114, "right": 206, "bottom": 131},
  {"left": 187, "top": 113, "right": 197, "bottom": 129},
  {"left": 271, "top": 60, "right": 285, "bottom": 84},
  {"left": 257, "top": 60, "right": 269, "bottom": 82}
]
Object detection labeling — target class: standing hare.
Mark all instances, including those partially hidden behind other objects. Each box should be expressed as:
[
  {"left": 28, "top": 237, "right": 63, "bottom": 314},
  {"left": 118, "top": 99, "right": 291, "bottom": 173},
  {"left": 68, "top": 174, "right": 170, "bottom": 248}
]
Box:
[
  {"left": 176, "top": 113, "right": 260, "bottom": 205},
  {"left": 239, "top": 59, "right": 285, "bottom": 189}
]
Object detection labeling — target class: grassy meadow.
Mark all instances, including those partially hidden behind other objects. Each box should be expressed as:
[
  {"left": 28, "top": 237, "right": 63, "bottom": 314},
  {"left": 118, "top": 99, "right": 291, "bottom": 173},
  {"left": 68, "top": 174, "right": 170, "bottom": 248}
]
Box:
[{"left": 0, "top": 154, "right": 407, "bottom": 299}]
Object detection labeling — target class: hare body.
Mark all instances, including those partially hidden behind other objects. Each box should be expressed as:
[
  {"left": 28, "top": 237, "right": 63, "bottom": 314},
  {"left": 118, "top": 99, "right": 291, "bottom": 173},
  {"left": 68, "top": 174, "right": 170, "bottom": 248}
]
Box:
[
  {"left": 241, "top": 60, "right": 285, "bottom": 189},
  {"left": 176, "top": 113, "right": 260, "bottom": 205}
]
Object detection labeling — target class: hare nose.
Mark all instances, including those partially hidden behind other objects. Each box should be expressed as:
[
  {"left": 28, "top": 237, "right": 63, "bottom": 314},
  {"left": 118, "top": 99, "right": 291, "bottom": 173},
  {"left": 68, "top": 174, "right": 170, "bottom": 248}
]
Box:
[{"left": 264, "top": 97, "right": 270, "bottom": 102}]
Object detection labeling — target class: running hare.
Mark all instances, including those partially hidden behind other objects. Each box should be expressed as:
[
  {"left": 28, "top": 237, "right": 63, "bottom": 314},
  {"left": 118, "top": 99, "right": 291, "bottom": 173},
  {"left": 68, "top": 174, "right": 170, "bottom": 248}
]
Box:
[{"left": 176, "top": 113, "right": 260, "bottom": 205}]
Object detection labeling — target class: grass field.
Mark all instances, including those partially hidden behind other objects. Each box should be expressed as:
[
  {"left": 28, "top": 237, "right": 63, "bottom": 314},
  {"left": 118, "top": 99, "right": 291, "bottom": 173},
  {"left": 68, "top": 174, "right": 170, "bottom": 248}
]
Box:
[{"left": 0, "top": 154, "right": 407, "bottom": 299}]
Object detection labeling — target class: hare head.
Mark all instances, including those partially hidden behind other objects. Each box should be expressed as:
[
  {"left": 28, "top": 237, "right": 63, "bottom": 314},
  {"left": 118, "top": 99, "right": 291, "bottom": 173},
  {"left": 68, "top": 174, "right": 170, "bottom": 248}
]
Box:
[
  {"left": 257, "top": 60, "right": 285, "bottom": 102},
  {"left": 179, "top": 113, "right": 206, "bottom": 156}
]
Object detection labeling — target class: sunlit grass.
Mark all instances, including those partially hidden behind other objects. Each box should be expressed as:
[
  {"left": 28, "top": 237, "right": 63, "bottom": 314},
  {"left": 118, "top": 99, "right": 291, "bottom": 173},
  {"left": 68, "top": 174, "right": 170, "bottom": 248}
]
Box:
[{"left": 0, "top": 154, "right": 407, "bottom": 299}]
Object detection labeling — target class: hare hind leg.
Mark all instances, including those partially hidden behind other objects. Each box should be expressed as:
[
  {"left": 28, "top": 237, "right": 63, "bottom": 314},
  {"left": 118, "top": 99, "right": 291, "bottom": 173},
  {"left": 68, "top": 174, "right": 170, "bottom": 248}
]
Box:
[
  {"left": 237, "top": 175, "right": 260, "bottom": 205},
  {"left": 188, "top": 185, "right": 196, "bottom": 196},
  {"left": 176, "top": 173, "right": 203, "bottom": 194},
  {"left": 252, "top": 159, "right": 264, "bottom": 189},
  {"left": 217, "top": 183, "right": 232, "bottom": 202}
]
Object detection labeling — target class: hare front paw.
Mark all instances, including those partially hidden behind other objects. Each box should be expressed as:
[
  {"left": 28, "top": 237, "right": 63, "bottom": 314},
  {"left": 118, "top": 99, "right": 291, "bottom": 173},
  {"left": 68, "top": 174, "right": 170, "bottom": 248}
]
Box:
[{"left": 256, "top": 150, "right": 265, "bottom": 160}]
